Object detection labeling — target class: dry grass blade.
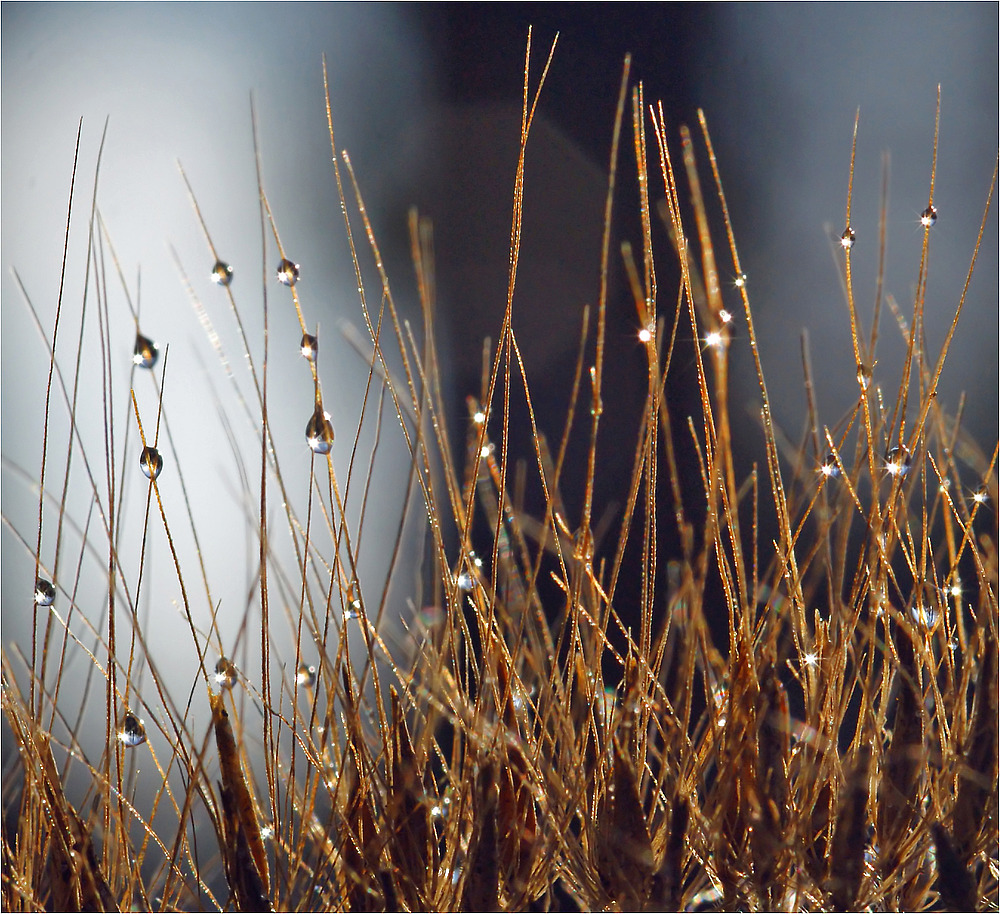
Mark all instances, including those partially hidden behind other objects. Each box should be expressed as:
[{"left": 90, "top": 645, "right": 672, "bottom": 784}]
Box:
[{"left": 3, "top": 28, "right": 996, "bottom": 914}]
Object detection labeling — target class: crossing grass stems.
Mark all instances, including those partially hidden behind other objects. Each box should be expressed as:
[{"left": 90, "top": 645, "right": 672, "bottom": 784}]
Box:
[{"left": 3, "top": 32, "right": 998, "bottom": 913}]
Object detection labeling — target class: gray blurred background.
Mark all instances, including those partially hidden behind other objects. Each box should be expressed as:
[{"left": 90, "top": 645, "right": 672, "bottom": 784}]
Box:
[{"left": 2, "top": 2, "right": 997, "bottom": 771}]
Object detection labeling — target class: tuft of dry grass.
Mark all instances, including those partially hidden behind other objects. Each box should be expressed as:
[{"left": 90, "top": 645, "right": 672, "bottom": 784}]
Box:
[{"left": 3, "top": 33, "right": 998, "bottom": 912}]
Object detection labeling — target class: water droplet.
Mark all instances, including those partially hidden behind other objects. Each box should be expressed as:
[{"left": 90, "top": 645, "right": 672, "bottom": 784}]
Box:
[
  {"left": 276, "top": 259, "right": 300, "bottom": 286},
  {"left": 840, "top": 226, "right": 856, "bottom": 250},
  {"left": 139, "top": 446, "right": 163, "bottom": 480},
  {"left": 344, "top": 581, "right": 361, "bottom": 619},
  {"left": 472, "top": 409, "right": 486, "bottom": 425},
  {"left": 734, "top": 272, "right": 747, "bottom": 289},
  {"left": 296, "top": 663, "right": 316, "bottom": 688},
  {"left": 820, "top": 453, "right": 841, "bottom": 479},
  {"left": 637, "top": 320, "right": 655, "bottom": 343},
  {"left": 972, "top": 484, "right": 990, "bottom": 506},
  {"left": 884, "top": 445, "right": 912, "bottom": 479},
  {"left": 919, "top": 205, "right": 938, "bottom": 228},
  {"left": 718, "top": 309, "right": 733, "bottom": 324},
  {"left": 856, "top": 363, "right": 872, "bottom": 390},
  {"left": 133, "top": 332, "right": 159, "bottom": 369},
  {"left": 259, "top": 825, "right": 274, "bottom": 841},
  {"left": 300, "top": 333, "right": 318, "bottom": 361},
  {"left": 909, "top": 603, "right": 938, "bottom": 627},
  {"left": 704, "top": 329, "right": 725, "bottom": 351},
  {"left": 34, "top": 578, "right": 55, "bottom": 606},
  {"left": 305, "top": 405, "right": 334, "bottom": 455},
  {"left": 802, "top": 651, "right": 818, "bottom": 669},
  {"left": 210, "top": 260, "right": 233, "bottom": 286},
  {"left": 456, "top": 572, "right": 474, "bottom": 592},
  {"left": 119, "top": 711, "right": 147, "bottom": 747},
  {"left": 214, "top": 656, "right": 237, "bottom": 690}
]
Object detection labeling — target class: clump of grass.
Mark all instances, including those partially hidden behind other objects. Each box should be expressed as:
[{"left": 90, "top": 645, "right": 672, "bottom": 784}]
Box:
[{"left": 3, "top": 33, "right": 997, "bottom": 912}]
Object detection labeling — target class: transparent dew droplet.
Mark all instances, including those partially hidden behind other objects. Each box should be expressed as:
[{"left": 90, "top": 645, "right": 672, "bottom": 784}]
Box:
[
  {"left": 133, "top": 332, "right": 159, "bottom": 369},
  {"left": 139, "top": 446, "right": 163, "bottom": 480},
  {"left": 300, "top": 333, "right": 318, "bottom": 361},
  {"left": 820, "top": 453, "right": 841, "bottom": 479},
  {"left": 296, "top": 663, "right": 316, "bottom": 688},
  {"left": 919, "top": 204, "right": 938, "bottom": 228},
  {"left": 276, "top": 258, "right": 300, "bottom": 286},
  {"left": 214, "top": 656, "right": 237, "bottom": 690},
  {"left": 856, "top": 362, "right": 872, "bottom": 390},
  {"left": 34, "top": 577, "right": 56, "bottom": 606},
  {"left": 456, "top": 572, "right": 474, "bottom": 592},
  {"left": 884, "top": 445, "right": 912, "bottom": 479},
  {"left": 305, "top": 405, "right": 334, "bottom": 455},
  {"left": 734, "top": 272, "right": 747, "bottom": 289},
  {"left": 344, "top": 581, "right": 361, "bottom": 619},
  {"left": 840, "top": 226, "right": 856, "bottom": 250},
  {"left": 210, "top": 260, "right": 234, "bottom": 286},
  {"left": 972, "top": 484, "right": 990, "bottom": 506},
  {"left": 119, "top": 711, "right": 147, "bottom": 747}
]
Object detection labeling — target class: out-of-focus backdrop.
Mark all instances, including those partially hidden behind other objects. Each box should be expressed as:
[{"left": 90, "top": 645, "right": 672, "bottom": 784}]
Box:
[{"left": 3, "top": 3, "right": 997, "bottom": 726}]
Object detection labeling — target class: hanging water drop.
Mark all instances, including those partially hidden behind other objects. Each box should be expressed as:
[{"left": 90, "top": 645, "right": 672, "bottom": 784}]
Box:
[
  {"left": 296, "top": 663, "right": 317, "bottom": 688},
  {"left": 300, "top": 333, "right": 318, "bottom": 361},
  {"left": 972, "top": 484, "right": 990, "bottom": 506},
  {"left": 856, "top": 363, "right": 872, "bottom": 390},
  {"left": 139, "top": 446, "right": 163, "bottom": 480},
  {"left": 210, "top": 260, "right": 234, "bottom": 286},
  {"left": 34, "top": 578, "right": 55, "bottom": 606},
  {"left": 133, "top": 332, "right": 159, "bottom": 369},
  {"left": 884, "top": 445, "right": 912, "bottom": 479},
  {"left": 344, "top": 581, "right": 361, "bottom": 619},
  {"left": 119, "top": 711, "right": 147, "bottom": 747},
  {"left": 276, "top": 259, "right": 300, "bottom": 286},
  {"left": 919, "top": 205, "right": 938, "bottom": 228},
  {"left": 214, "top": 656, "right": 237, "bottom": 690},
  {"left": 840, "top": 226, "right": 856, "bottom": 250},
  {"left": 820, "top": 453, "right": 841, "bottom": 479},
  {"left": 305, "top": 405, "right": 334, "bottom": 455}
]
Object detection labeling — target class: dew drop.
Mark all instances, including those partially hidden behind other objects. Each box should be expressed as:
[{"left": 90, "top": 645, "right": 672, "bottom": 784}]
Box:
[
  {"left": 456, "top": 572, "right": 474, "bottom": 592},
  {"left": 305, "top": 405, "right": 334, "bottom": 455},
  {"left": 34, "top": 578, "right": 55, "bottom": 606},
  {"left": 300, "top": 333, "right": 318, "bottom": 361},
  {"left": 276, "top": 259, "right": 300, "bottom": 286},
  {"left": 719, "top": 309, "right": 733, "bottom": 324},
  {"left": 472, "top": 409, "right": 486, "bottom": 425},
  {"left": 139, "top": 446, "right": 163, "bottom": 480},
  {"left": 820, "top": 453, "right": 841, "bottom": 479},
  {"left": 214, "top": 656, "right": 237, "bottom": 690},
  {"left": 856, "top": 363, "right": 872, "bottom": 390},
  {"left": 884, "top": 445, "right": 912, "bottom": 479},
  {"left": 210, "top": 260, "right": 234, "bottom": 286},
  {"left": 840, "top": 226, "right": 856, "bottom": 250},
  {"left": 133, "top": 332, "right": 159, "bottom": 369},
  {"left": 344, "top": 581, "right": 361, "bottom": 619},
  {"left": 119, "top": 711, "right": 147, "bottom": 747},
  {"left": 919, "top": 205, "right": 938, "bottom": 228},
  {"left": 734, "top": 272, "right": 747, "bottom": 289},
  {"left": 972, "top": 484, "right": 990, "bottom": 506},
  {"left": 296, "top": 663, "right": 316, "bottom": 688},
  {"left": 909, "top": 603, "right": 938, "bottom": 627}
]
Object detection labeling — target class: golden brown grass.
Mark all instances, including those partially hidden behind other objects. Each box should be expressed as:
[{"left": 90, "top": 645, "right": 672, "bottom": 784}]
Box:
[{"left": 3, "top": 33, "right": 998, "bottom": 912}]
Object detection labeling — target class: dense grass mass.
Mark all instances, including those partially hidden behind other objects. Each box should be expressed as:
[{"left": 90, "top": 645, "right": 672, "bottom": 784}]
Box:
[{"left": 3, "top": 36, "right": 998, "bottom": 912}]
